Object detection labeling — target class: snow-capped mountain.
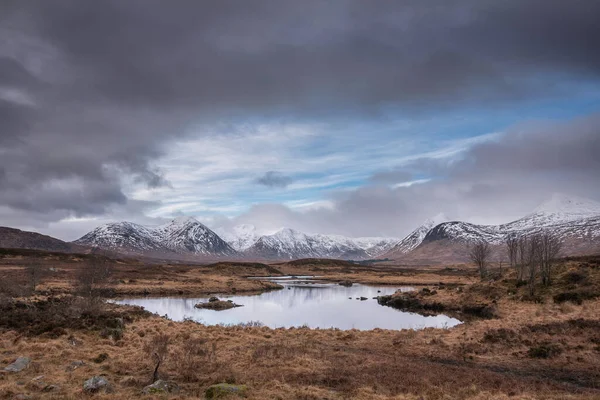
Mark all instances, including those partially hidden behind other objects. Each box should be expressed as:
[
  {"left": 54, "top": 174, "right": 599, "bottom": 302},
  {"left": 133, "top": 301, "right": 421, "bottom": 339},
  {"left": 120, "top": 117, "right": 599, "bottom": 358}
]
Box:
[
  {"left": 423, "top": 194, "right": 600, "bottom": 245},
  {"left": 352, "top": 237, "right": 400, "bottom": 257},
  {"left": 74, "top": 217, "right": 236, "bottom": 257},
  {"left": 384, "top": 213, "right": 448, "bottom": 255},
  {"left": 214, "top": 224, "right": 260, "bottom": 251},
  {"left": 383, "top": 194, "right": 600, "bottom": 261},
  {"left": 244, "top": 228, "right": 398, "bottom": 260},
  {"left": 505, "top": 193, "right": 600, "bottom": 231}
]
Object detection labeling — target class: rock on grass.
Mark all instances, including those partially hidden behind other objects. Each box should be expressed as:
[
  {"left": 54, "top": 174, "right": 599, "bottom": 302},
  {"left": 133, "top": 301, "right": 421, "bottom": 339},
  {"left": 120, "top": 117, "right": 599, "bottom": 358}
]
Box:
[
  {"left": 205, "top": 383, "right": 247, "bottom": 398},
  {"left": 142, "top": 380, "right": 180, "bottom": 394},
  {"left": 83, "top": 376, "right": 112, "bottom": 394},
  {"left": 4, "top": 357, "right": 30, "bottom": 372}
]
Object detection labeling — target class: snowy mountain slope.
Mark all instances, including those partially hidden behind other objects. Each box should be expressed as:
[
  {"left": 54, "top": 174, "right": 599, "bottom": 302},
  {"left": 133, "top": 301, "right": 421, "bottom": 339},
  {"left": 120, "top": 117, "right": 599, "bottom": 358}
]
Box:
[
  {"left": 423, "top": 194, "right": 600, "bottom": 246},
  {"left": 385, "top": 194, "right": 600, "bottom": 262},
  {"left": 214, "top": 224, "right": 260, "bottom": 251},
  {"left": 244, "top": 228, "right": 398, "bottom": 260},
  {"left": 352, "top": 237, "right": 400, "bottom": 257},
  {"left": 383, "top": 213, "right": 448, "bottom": 257},
  {"left": 74, "top": 222, "right": 165, "bottom": 252},
  {"left": 503, "top": 193, "right": 600, "bottom": 231},
  {"left": 74, "top": 217, "right": 236, "bottom": 256},
  {"left": 153, "top": 217, "right": 236, "bottom": 255}
]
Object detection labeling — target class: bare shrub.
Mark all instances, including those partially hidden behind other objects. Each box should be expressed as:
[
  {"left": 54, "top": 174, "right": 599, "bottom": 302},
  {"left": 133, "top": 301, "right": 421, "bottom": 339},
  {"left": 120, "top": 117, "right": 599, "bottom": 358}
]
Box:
[
  {"left": 0, "top": 278, "right": 30, "bottom": 298},
  {"left": 174, "top": 337, "right": 216, "bottom": 382},
  {"left": 76, "top": 252, "right": 113, "bottom": 311},
  {"left": 506, "top": 234, "right": 520, "bottom": 278},
  {"left": 538, "top": 232, "right": 562, "bottom": 286},
  {"left": 144, "top": 333, "right": 170, "bottom": 383},
  {"left": 469, "top": 240, "right": 490, "bottom": 279},
  {"left": 525, "top": 234, "right": 542, "bottom": 296},
  {"left": 25, "top": 264, "right": 46, "bottom": 292}
]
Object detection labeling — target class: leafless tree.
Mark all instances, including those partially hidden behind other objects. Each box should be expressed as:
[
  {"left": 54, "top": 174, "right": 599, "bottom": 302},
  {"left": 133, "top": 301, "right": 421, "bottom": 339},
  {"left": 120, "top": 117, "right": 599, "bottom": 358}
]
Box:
[
  {"left": 469, "top": 240, "right": 491, "bottom": 279},
  {"left": 517, "top": 236, "right": 528, "bottom": 281},
  {"left": 524, "top": 234, "right": 543, "bottom": 296},
  {"left": 76, "top": 250, "right": 113, "bottom": 310},
  {"left": 25, "top": 264, "right": 45, "bottom": 292},
  {"left": 506, "top": 234, "right": 519, "bottom": 275},
  {"left": 539, "top": 231, "right": 562, "bottom": 286}
]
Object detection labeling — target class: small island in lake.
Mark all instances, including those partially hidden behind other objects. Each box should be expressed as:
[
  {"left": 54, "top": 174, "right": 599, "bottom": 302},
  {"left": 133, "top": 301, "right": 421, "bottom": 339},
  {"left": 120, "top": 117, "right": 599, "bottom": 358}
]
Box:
[{"left": 194, "top": 297, "right": 243, "bottom": 311}]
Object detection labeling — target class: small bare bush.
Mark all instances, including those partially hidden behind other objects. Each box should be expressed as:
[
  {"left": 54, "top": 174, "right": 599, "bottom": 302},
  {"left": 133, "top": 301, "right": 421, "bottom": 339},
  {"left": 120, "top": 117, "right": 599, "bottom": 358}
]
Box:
[
  {"left": 76, "top": 252, "right": 113, "bottom": 311},
  {"left": 174, "top": 337, "right": 216, "bottom": 382},
  {"left": 144, "top": 333, "right": 170, "bottom": 383},
  {"left": 25, "top": 264, "right": 46, "bottom": 292},
  {"left": 469, "top": 240, "right": 491, "bottom": 279}
]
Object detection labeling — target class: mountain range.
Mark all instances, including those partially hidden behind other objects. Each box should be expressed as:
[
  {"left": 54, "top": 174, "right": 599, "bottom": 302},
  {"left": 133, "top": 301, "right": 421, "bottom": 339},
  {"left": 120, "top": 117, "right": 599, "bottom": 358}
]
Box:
[
  {"left": 1, "top": 193, "right": 599, "bottom": 263},
  {"left": 75, "top": 219, "right": 398, "bottom": 260},
  {"left": 73, "top": 217, "right": 236, "bottom": 258},
  {"left": 383, "top": 193, "right": 600, "bottom": 263}
]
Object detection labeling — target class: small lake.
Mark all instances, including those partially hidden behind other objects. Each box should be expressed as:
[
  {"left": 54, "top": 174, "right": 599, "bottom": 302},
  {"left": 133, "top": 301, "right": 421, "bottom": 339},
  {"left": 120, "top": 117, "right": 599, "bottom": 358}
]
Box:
[{"left": 115, "top": 277, "right": 461, "bottom": 330}]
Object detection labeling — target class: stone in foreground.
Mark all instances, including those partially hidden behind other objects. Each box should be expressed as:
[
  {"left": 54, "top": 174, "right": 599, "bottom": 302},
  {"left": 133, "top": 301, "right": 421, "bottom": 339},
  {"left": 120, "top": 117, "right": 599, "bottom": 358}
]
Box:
[
  {"left": 142, "top": 379, "right": 180, "bottom": 394},
  {"left": 4, "top": 357, "right": 30, "bottom": 373},
  {"left": 205, "top": 383, "right": 247, "bottom": 399},
  {"left": 83, "top": 376, "right": 112, "bottom": 393}
]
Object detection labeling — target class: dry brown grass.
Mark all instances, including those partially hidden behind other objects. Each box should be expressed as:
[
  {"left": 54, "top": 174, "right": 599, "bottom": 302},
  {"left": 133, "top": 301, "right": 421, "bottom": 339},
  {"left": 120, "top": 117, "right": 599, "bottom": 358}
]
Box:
[
  {"left": 0, "top": 250, "right": 283, "bottom": 297},
  {"left": 0, "top": 252, "right": 599, "bottom": 399},
  {"left": 2, "top": 309, "right": 599, "bottom": 399}
]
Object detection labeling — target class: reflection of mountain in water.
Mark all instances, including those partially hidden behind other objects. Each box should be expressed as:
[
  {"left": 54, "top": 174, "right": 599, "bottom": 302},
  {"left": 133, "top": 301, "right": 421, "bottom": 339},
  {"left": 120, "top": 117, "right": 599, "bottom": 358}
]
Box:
[{"left": 116, "top": 281, "right": 459, "bottom": 330}]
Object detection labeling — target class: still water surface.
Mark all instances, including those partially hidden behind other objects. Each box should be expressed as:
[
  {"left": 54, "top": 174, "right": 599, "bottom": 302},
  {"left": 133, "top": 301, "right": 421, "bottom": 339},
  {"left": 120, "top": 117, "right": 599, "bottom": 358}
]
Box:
[{"left": 115, "top": 277, "right": 461, "bottom": 330}]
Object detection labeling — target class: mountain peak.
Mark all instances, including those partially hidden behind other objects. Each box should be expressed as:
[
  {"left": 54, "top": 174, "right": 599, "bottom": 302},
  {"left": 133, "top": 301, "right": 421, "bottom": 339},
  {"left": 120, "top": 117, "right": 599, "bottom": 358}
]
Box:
[
  {"left": 272, "top": 227, "right": 306, "bottom": 238},
  {"left": 533, "top": 193, "right": 600, "bottom": 217},
  {"left": 424, "top": 213, "right": 449, "bottom": 227},
  {"left": 171, "top": 216, "right": 199, "bottom": 226}
]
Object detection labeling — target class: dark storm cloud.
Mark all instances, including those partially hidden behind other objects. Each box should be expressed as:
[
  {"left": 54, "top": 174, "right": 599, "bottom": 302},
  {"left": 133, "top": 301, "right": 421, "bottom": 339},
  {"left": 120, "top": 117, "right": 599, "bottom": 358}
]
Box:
[
  {"left": 457, "top": 116, "right": 600, "bottom": 175},
  {"left": 255, "top": 171, "right": 294, "bottom": 188},
  {"left": 1, "top": 0, "right": 600, "bottom": 227}
]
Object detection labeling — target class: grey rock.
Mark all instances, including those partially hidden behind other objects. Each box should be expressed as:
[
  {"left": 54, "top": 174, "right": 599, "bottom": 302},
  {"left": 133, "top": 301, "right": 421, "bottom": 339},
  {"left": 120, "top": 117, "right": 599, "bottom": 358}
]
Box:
[
  {"left": 66, "top": 360, "right": 85, "bottom": 372},
  {"left": 4, "top": 357, "right": 30, "bottom": 373},
  {"left": 142, "top": 380, "right": 180, "bottom": 394},
  {"left": 83, "top": 376, "right": 112, "bottom": 394},
  {"left": 205, "top": 383, "right": 247, "bottom": 399}
]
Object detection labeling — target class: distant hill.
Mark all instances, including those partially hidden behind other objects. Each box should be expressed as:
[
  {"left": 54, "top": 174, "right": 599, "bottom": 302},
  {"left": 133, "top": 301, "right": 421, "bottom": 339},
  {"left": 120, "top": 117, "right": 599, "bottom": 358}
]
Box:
[{"left": 0, "top": 226, "right": 87, "bottom": 253}]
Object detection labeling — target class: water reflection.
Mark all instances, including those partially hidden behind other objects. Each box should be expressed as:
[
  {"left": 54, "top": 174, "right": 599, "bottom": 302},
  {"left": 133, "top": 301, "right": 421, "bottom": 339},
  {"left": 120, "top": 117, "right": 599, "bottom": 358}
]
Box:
[{"left": 115, "top": 280, "right": 461, "bottom": 330}]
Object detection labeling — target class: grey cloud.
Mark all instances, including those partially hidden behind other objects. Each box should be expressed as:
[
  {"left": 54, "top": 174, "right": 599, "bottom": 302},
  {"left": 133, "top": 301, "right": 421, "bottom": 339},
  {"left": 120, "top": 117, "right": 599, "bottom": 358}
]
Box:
[
  {"left": 256, "top": 171, "right": 294, "bottom": 188},
  {"left": 228, "top": 113, "right": 600, "bottom": 237},
  {"left": 1, "top": 0, "right": 600, "bottom": 228}
]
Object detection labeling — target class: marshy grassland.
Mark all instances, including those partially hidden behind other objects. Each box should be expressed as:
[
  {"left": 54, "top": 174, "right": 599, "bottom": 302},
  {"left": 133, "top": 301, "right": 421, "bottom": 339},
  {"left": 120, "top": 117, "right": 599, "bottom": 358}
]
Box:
[{"left": 1, "top": 250, "right": 599, "bottom": 399}]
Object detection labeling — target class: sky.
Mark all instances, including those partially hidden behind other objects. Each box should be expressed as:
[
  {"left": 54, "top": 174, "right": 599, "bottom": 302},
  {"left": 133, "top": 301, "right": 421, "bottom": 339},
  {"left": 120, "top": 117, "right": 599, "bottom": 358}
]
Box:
[{"left": 1, "top": 0, "right": 599, "bottom": 241}]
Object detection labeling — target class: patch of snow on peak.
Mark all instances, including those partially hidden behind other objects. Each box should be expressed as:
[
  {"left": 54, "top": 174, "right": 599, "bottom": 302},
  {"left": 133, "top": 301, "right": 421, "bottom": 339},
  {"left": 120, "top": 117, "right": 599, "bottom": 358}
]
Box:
[
  {"left": 170, "top": 216, "right": 199, "bottom": 226},
  {"left": 216, "top": 224, "right": 260, "bottom": 251},
  {"left": 533, "top": 193, "right": 600, "bottom": 217},
  {"left": 385, "top": 213, "right": 450, "bottom": 255},
  {"left": 425, "top": 213, "right": 449, "bottom": 227}
]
